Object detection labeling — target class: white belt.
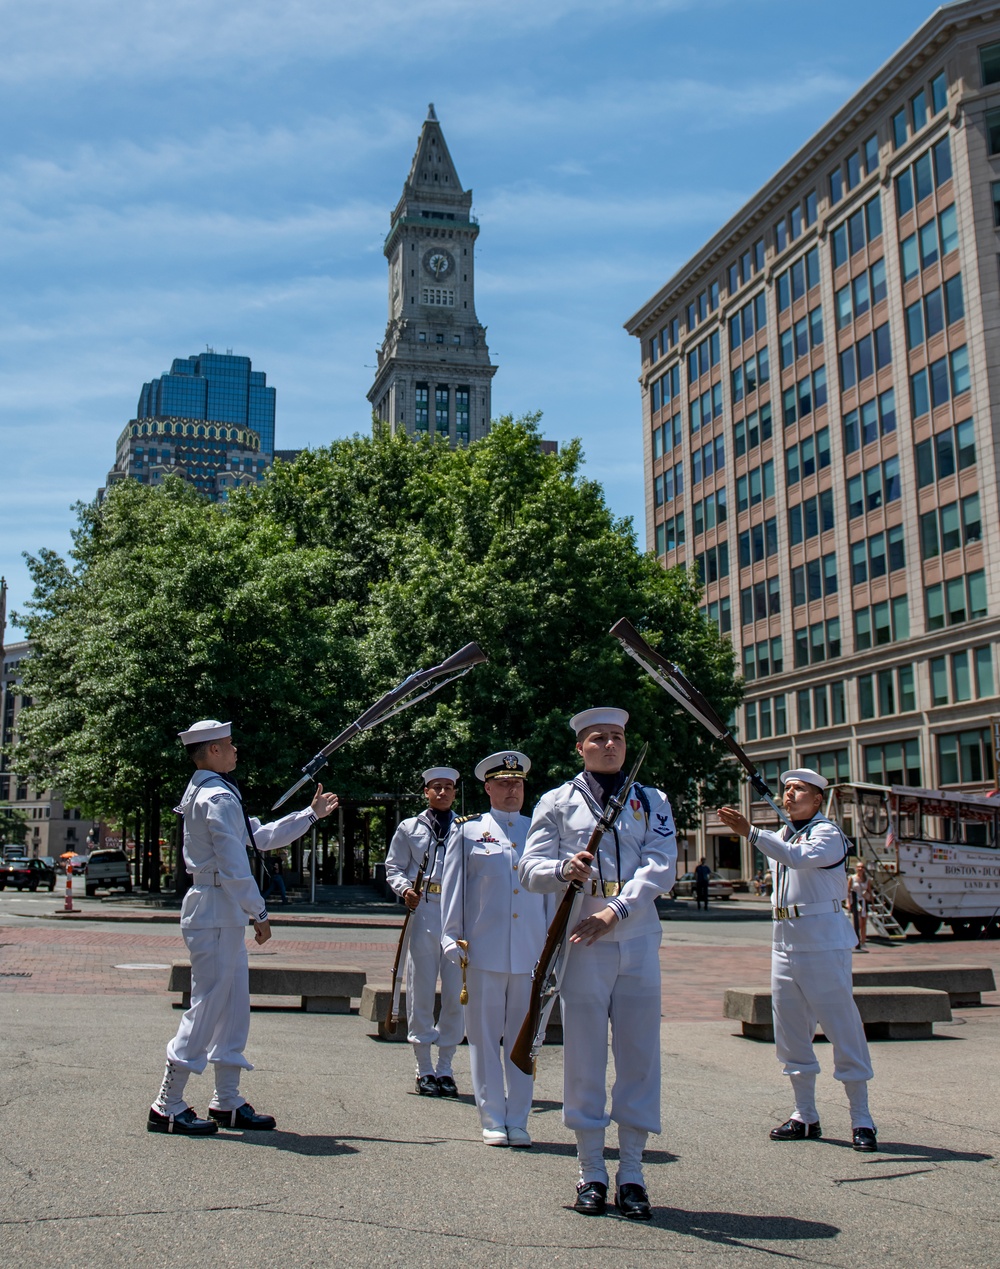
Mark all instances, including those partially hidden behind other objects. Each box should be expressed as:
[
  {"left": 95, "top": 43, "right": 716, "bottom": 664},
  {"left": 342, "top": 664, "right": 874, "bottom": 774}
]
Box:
[
  {"left": 190, "top": 868, "right": 221, "bottom": 887},
  {"left": 773, "top": 900, "right": 843, "bottom": 920}
]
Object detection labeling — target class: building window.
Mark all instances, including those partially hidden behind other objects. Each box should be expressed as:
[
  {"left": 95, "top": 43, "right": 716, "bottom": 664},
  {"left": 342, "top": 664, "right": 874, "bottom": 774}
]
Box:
[
  {"left": 892, "top": 108, "right": 908, "bottom": 149},
  {"left": 981, "top": 41, "right": 1000, "bottom": 87},
  {"left": 435, "top": 386, "right": 449, "bottom": 432},
  {"left": 925, "top": 570, "right": 987, "bottom": 630},
  {"left": 938, "top": 729, "right": 994, "bottom": 785},
  {"left": 802, "top": 748, "right": 850, "bottom": 783},
  {"left": 854, "top": 597, "right": 909, "bottom": 650},
  {"left": 455, "top": 387, "right": 470, "bottom": 439},
  {"left": 421, "top": 288, "right": 455, "bottom": 306},
  {"left": 414, "top": 384, "right": 429, "bottom": 431},
  {"left": 865, "top": 739, "right": 921, "bottom": 787}
]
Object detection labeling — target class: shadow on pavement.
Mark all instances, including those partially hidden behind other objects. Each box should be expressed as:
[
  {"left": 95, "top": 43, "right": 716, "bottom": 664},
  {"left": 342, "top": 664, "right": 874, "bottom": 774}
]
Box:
[
  {"left": 650, "top": 1207, "right": 839, "bottom": 1247},
  {"left": 823, "top": 1139, "right": 993, "bottom": 1163}
]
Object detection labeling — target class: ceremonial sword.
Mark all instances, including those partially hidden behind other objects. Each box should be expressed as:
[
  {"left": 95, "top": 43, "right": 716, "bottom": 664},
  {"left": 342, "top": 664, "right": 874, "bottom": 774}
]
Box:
[
  {"left": 272, "top": 642, "right": 488, "bottom": 810},
  {"left": 608, "top": 617, "right": 792, "bottom": 829}
]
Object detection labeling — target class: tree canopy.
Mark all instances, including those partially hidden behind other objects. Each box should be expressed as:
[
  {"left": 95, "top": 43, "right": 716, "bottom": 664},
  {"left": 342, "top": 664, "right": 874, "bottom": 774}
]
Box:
[{"left": 12, "top": 416, "right": 740, "bottom": 828}]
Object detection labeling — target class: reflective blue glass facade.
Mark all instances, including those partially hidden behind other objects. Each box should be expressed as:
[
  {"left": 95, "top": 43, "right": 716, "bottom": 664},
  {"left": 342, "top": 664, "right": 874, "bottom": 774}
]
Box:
[{"left": 137, "top": 352, "right": 276, "bottom": 457}]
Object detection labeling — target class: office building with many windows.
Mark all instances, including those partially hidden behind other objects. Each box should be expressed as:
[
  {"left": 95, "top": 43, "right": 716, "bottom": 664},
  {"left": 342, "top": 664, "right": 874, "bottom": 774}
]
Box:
[
  {"left": 367, "top": 105, "right": 497, "bottom": 443},
  {"left": 101, "top": 350, "right": 275, "bottom": 503},
  {"left": 626, "top": 1, "right": 1000, "bottom": 878}
]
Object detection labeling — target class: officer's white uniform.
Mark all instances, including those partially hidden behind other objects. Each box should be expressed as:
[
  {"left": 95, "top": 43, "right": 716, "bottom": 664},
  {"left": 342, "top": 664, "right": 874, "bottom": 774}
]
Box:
[
  {"left": 162, "top": 769, "right": 316, "bottom": 1112},
  {"left": 749, "top": 810, "right": 875, "bottom": 1127},
  {"left": 520, "top": 772, "right": 676, "bottom": 1186},
  {"left": 385, "top": 810, "right": 465, "bottom": 1077},
  {"left": 441, "top": 807, "right": 551, "bottom": 1137}
]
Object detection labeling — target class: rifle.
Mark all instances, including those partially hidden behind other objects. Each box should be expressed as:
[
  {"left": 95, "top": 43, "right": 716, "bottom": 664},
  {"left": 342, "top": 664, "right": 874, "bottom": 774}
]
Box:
[
  {"left": 386, "top": 844, "right": 430, "bottom": 1036},
  {"left": 510, "top": 742, "right": 648, "bottom": 1076},
  {"left": 272, "top": 642, "right": 487, "bottom": 810},
  {"left": 609, "top": 617, "right": 791, "bottom": 829}
]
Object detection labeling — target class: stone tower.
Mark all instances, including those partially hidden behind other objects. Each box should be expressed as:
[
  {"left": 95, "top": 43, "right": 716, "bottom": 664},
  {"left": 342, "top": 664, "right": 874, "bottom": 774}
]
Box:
[{"left": 367, "top": 105, "right": 496, "bottom": 443}]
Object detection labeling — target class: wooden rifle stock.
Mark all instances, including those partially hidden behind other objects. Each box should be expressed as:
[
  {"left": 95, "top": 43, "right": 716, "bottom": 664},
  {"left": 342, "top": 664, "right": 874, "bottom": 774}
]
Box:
[{"left": 387, "top": 849, "right": 429, "bottom": 1035}]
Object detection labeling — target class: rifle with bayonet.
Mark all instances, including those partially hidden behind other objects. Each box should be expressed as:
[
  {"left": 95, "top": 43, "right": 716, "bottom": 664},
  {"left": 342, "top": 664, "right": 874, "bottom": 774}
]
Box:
[
  {"left": 609, "top": 617, "right": 791, "bottom": 829},
  {"left": 272, "top": 642, "right": 488, "bottom": 810},
  {"left": 386, "top": 844, "right": 430, "bottom": 1036},
  {"left": 509, "top": 742, "right": 648, "bottom": 1076}
]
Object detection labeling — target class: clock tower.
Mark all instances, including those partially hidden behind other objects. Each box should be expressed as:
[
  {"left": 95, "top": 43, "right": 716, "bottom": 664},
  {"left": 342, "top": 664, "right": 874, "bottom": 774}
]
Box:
[{"left": 367, "top": 105, "right": 497, "bottom": 444}]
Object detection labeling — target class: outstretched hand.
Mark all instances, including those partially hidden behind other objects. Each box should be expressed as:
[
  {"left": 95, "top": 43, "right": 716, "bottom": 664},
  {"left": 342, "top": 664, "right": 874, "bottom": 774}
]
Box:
[
  {"left": 717, "top": 806, "right": 751, "bottom": 837},
  {"left": 310, "top": 783, "right": 339, "bottom": 820}
]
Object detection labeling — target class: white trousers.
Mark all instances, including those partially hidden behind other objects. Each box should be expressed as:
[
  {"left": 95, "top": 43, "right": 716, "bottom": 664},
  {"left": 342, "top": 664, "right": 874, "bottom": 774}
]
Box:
[
  {"left": 405, "top": 898, "right": 465, "bottom": 1066},
  {"left": 559, "top": 931, "right": 662, "bottom": 1135},
  {"left": 772, "top": 947, "right": 874, "bottom": 1083},
  {"left": 167, "top": 925, "right": 253, "bottom": 1075},
  {"left": 464, "top": 966, "right": 534, "bottom": 1132}
]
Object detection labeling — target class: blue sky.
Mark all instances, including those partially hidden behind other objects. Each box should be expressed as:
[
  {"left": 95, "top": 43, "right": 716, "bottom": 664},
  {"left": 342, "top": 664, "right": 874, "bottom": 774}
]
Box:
[{"left": 1, "top": 0, "right": 941, "bottom": 638}]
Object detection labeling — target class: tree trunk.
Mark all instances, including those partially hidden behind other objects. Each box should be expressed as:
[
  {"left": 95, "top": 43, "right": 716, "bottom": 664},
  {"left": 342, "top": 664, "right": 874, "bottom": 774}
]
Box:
[{"left": 149, "top": 784, "right": 161, "bottom": 894}]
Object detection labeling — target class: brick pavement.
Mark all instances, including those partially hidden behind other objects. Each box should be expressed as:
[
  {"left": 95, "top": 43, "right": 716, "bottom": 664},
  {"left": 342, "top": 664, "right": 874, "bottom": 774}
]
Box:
[{"left": 2, "top": 921, "right": 998, "bottom": 1023}]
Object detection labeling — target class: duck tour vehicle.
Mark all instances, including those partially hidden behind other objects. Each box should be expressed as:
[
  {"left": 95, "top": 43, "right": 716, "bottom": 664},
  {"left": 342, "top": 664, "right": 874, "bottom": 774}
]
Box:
[{"left": 827, "top": 781, "right": 1000, "bottom": 940}]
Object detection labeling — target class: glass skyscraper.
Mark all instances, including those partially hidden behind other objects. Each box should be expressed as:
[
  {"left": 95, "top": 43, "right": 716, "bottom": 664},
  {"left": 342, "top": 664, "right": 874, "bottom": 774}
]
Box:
[
  {"left": 137, "top": 352, "right": 276, "bottom": 458},
  {"left": 102, "top": 349, "right": 278, "bottom": 504}
]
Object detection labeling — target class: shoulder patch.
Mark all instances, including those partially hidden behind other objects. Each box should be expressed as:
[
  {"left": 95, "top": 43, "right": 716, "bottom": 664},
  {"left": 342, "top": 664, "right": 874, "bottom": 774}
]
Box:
[
  {"left": 208, "top": 791, "right": 235, "bottom": 804},
  {"left": 455, "top": 813, "right": 483, "bottom": 825}
]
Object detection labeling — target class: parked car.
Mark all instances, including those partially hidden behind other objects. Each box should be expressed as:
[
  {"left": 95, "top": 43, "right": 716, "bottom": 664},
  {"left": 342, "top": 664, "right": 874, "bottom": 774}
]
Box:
[
  {"left": 671, "top": 870, "right": 734, "bottom": 900},
  {"left": 85, "top": 849, "right": 132, "bottom": 896},
  {"left": 0, "top": 857, "right": 57, "bottom": 892}
]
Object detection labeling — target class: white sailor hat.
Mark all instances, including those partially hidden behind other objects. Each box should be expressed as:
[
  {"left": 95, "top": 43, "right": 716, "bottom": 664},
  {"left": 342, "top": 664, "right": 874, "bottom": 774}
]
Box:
[
  {"left": 422, "top": 766, "right": 460, "bottom": 785},
  {"left": 178, "top": 719, "right": 232, "bottom": 745},
  {"left": 569, "top": 707, "right": 629, "bottom": 735},
  {"left": 780, "top": 767, "right": 828, "bottom": 791},
  {"left": 474, "top": 750, "right": 531, "bottom": 782}
]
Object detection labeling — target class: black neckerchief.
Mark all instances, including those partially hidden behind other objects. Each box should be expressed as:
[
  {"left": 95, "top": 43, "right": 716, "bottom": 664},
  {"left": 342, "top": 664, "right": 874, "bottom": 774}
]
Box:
[
  {"left": 418, "top": 808, "right": 453, "bottom": 892},
  {"left": 573, "top": 770, "right": 627, "bottom": 888}
]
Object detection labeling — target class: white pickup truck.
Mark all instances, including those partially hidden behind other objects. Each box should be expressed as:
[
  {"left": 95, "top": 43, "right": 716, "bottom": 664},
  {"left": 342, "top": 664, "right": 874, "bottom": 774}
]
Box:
[{"left": 84, "top": 849, "right": 132, "bottom": 896}]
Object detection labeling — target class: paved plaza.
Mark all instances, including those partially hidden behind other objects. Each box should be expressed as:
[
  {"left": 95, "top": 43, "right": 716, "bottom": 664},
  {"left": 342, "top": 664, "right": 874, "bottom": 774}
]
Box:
[{"left": 0, "top": 891, "right": 998, "bottom": 1266}]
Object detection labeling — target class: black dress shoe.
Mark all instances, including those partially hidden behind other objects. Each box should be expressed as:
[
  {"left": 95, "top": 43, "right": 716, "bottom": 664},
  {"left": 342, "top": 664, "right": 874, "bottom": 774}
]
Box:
[
  {"left": 207, "top": 1103, "right": 276, "bottom": 1130},
  {"left": 415, "top": 1074, "right": 440, "bottom": 1097},
  {"left": 769, "top": 1117, "right": 822, "bottom": 1141},
  {"left": 615, "top": 1183, "right": 652, "bottom": 1220},
  {"left": 852, "top": 1126, "right": 878, "bottom": 1152},
  {"left": 147, "top": 1106, "right": 219, "bottom": 1136},
  {"left": 435, "top": 1075, "right": 459, "bottom": 1097},
  {"left": 573, "top": 1181, "right": 607, "bottom": 1216}
]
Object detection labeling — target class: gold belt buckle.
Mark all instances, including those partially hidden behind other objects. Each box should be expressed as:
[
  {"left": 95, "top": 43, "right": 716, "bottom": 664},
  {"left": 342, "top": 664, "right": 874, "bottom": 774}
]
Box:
[
  {"left": 774, "top": 905, "right": 789, "bottom": 920},
  {"left": 603, "top": 882, "right": 621, "bottom": 897},
  {"left": 424, "top": 882, "right": 442, "bottom": 895}
]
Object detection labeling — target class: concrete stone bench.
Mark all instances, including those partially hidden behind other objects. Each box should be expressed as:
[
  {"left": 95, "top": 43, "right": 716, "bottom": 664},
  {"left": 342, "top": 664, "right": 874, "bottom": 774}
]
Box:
[
  {"left": 851, "top": 964, "right": 995, "bottom": 1007},
  {"left": 360, "top": 983, "right": 564, "bottom": 1045},
  {"left": 723, "top": 985, "right": 953, "bottom": 1042},
  {"left": 168, "top": 961, "right": 366, "bottom": 1013}
]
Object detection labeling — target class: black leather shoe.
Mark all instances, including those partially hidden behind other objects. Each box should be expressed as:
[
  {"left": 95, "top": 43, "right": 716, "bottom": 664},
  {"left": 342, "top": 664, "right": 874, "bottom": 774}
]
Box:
[
  {"left": 852, "top": 1126, "right": 878, "bottom": 1152},
  {"left": 615, "top": 1183, "right": 652, "bottom": 1220},
  {"left": 769, "top": 1117, "right": 822, "bottom": 1141},
  {"left": 147, "top": 1106, "right": 219, "bottom": 1136},
  {"left": 415, "top": 1074, "right": 440, "bottom": 1097},
  {"left": 207, "top": 1103, "right": 276, "bottom": 1130},
  {"left": 436, "top": 1075, "right": 459, "bottom": 1097},
  {"left": 573, "top": 1181, "right": 607, "bottom": 1216}
]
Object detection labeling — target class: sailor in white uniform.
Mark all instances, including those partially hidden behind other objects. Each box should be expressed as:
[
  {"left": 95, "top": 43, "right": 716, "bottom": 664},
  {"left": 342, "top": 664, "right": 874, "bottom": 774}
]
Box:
[
  {"left": 718, "top": 768, "right": 878, "bottom": 1151},
  {"left": 148, "top": 719, "right": 338, "bottom": 1135},
  {"left": 385, "top": 766, "right": 465, "bottom": 1096},
  {"left": 441, "top": 750, "right": 551, "bottom": 1148},
  {"left": 519, "top": 708, "right": 677, "bottom": 1220}
]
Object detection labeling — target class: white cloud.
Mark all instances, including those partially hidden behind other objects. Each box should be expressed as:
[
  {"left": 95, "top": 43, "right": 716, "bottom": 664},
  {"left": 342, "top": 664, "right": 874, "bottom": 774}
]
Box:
[{"left": 0, "top": 0, "right": 724, "bottom": 86}]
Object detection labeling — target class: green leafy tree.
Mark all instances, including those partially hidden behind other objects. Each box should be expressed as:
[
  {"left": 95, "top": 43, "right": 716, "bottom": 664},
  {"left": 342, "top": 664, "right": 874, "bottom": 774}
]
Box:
[{"left": 13, "top": 415, "right": 741, "bottom": 878}]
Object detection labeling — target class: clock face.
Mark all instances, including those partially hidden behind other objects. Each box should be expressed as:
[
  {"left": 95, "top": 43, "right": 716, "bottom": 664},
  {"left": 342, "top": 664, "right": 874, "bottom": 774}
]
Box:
[{"left": 422, "top": 248, "right": 455, "bottom": 281}]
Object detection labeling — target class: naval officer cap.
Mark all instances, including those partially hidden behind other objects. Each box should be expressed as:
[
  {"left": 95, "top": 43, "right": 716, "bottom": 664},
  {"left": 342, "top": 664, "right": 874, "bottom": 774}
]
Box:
[
  {"left": 780, "top": 767, "right": 828, "bottom": 791},
  {"left": 178, "top": 719, "right": 232, "bottom": 745},
  {"left": 474, "top": 750, "right": 531, "bottom": 782},
  {"left": 569, "top": 707, "right": 629, "bottom": 735},
  {"left": 423, "top": 766, "right": 460, "bottom": 786}
]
